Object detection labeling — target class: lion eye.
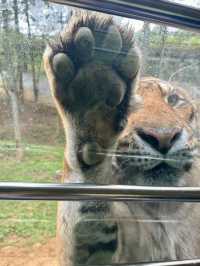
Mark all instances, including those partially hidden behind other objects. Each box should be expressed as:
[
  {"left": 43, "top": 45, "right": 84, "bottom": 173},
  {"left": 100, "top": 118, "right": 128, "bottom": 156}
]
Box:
[{"left": 167, "top": 93, "right": 179, "bottom": 106}]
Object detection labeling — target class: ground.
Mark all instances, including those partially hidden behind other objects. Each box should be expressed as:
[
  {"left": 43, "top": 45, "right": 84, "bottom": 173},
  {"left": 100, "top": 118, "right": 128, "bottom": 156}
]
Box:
[
  {"left": 0, "top": 238, "right": 57, "bottom": 266},
  {"left": 0, "top": 100, "right": 64, "bottom": 265}
]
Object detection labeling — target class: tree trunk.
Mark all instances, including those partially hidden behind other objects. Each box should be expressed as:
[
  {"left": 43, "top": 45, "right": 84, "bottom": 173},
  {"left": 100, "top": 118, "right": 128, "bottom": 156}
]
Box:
[
  {"left": 18, "top": 69, "right": 24, "bottom": 103},
  {"left": 30, "top": 53, "right": 38, "bottom": 102},
  {"left": 1, "top": 0, "right": 24, "bottom": 159},
  {"left": 24, "top": 0, "right": 38, "bottom": 102},
  {"left": 13, "top": 0, "right": 24, "bottom": 103},
  {"left": 2, "top": 0, "right": 9, "bottom": 30},
  {"left": 141, "top": 22, "right": 150, "bottom": 76},
  {"left": 0, "top": 72, "right": 10, "bottom": 101},
  {"left": 9, "top": 90, "right": 23, "bottom": 160},
  {"left": 158, "top": 26, "right": 167, "bottom": 78}
]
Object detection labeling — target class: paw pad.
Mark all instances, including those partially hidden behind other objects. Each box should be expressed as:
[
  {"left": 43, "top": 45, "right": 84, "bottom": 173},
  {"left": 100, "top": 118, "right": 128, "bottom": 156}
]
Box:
[
  {"left": 50, "top": 13, "right": 140, "bottom": 110},
  {"left": 74, "top": 27, "right": 95, "bottom": 63},
  {"left": 52, "top": 53, "right": 75, "bottom": 84}
]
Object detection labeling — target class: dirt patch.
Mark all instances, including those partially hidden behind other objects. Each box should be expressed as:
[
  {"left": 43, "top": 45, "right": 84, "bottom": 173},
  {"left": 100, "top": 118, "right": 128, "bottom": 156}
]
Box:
[
  {"left": 0, "top": 238, "right": 57, "bottom": 266},
  {"left": 0, "top": 100, "right": 65, "bottom": 146}
]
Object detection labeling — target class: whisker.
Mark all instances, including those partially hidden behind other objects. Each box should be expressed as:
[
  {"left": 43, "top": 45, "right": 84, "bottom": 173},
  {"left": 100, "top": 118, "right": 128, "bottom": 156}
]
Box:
[
  {"left": 81, "top": 218, "right": 183, "bottom": 224},
  {"left": 95, "top": 151, "right": 182, "bottom": 162},
  {"left": 97, "top": 147, "right": 200, "bottom": 156},
  {"left": 168, "top": 61, "right": 200, "bottom": 82},
  {"left": 98, "top": 149, "right": 147, "bottom": 155}
]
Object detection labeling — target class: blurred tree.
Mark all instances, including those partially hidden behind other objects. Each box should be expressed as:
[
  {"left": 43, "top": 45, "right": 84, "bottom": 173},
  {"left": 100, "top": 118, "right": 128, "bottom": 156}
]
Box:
[
  {"left": 13, "top": 0, "right": 24, "bottom": 103},
  {"left": 0, "top": 0, "right": 23, "bottom": 160},
  {"left": 23, "top": 0, "right": 38, "bottom": 102},
  {"left": 141, "top": 22, "right": 150, "bottom": 75},
  {"left": 157, "top": 25, "right": 167, "bottom": 78}
]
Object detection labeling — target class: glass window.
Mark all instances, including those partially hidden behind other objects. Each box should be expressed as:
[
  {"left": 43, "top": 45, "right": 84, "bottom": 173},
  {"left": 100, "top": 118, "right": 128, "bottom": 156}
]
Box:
[
  {"left": 0, "top": 0, "right": 200, "bottom": 265},
  {"left": 169, "top": 0, "right": 200, "bottom": 8}
]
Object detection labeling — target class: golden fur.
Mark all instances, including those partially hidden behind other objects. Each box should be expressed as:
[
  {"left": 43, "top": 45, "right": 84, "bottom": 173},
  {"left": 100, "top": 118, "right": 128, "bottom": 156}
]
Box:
[{"left": 43, "top": 11, "right": 200, "bottom": 265}]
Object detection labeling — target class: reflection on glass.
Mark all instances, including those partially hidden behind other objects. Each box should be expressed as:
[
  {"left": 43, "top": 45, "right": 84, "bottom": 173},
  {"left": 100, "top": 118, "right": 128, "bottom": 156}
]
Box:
[
  {"left": 0, "top": 200, "right": 56, "bottom": 265},
  {"left": 0, "top": 0, "right": 200, "bottom": 265},
  {"left": 169, "top": 0, "right": 200, "bottom": 8}
]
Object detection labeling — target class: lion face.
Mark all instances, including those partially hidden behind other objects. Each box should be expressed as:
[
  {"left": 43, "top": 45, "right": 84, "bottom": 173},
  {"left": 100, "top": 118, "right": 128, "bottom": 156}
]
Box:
[{"left": 115, "top": 77, "right": 198, "bottom": 186}]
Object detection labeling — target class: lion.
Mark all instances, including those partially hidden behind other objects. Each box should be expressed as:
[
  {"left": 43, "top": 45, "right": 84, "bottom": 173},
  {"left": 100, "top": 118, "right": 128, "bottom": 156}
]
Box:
[{"left": 43, "top": 11, "right": 200, "bottom": 266}]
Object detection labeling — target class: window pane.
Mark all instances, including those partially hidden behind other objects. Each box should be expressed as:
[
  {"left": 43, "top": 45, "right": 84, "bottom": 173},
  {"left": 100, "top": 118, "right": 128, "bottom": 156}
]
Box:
[
  {"left": 169, "top": 0, "right": 200, "bottom": 8},
  {"left": 0, "top": 0, "right": 200, "bottom": 265},
  {"left": 0, "top": 200, "right": 56, "bottom": 265}
]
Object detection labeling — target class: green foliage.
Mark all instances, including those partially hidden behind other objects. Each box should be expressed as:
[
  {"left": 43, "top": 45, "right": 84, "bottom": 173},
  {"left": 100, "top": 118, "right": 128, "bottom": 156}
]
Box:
[
  {"left": 165, "top": 30, "right": 200, "bottom": 47},
  {"left": 0, "top": 141, "right": 64, "bottom": 247},
  {"left": 0, "top": 30, "right": 24, "bottom": 74},
  {"left": 136, "top": 25, "right": 200, "bottom": 49}
]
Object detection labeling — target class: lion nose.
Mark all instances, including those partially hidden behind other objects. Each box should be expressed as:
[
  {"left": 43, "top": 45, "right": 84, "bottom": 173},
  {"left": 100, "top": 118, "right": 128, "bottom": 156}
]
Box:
[{"left": 136, "top": 127, "right": 182, "bottom": 154}]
